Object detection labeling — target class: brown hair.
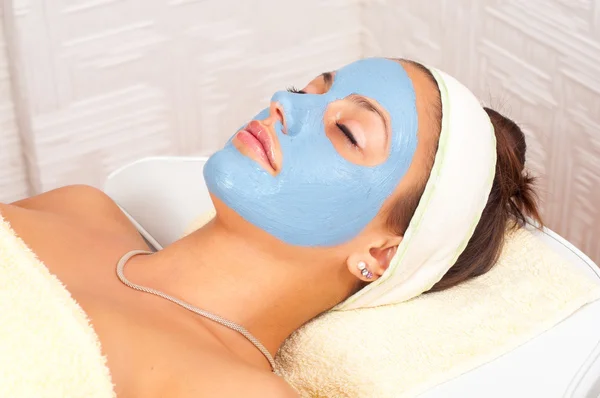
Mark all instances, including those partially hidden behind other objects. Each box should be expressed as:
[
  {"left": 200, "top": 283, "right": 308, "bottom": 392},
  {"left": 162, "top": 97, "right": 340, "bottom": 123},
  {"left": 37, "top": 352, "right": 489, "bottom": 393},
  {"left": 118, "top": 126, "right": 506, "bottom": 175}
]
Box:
[{"left": 387, "top": 63, "right": 543, "bottom": 292}]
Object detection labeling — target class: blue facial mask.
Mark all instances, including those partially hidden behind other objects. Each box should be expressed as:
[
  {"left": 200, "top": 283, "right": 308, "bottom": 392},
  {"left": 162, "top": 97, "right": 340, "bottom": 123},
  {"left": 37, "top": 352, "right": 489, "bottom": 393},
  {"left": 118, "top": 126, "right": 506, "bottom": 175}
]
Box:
[{"left": 204, "top": 58, "right": 418, "bottom": 247}]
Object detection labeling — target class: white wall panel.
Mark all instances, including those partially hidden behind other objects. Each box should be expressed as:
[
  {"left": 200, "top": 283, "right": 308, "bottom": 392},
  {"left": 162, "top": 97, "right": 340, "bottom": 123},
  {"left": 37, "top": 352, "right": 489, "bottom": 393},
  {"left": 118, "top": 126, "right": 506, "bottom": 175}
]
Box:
[
  {"left": 5, "top": 0, "right": 598, "bottom": 261},
  {"left": 362, "top": 0, "right": 600, "bottom": 263},
  {"left": 12, "top": 0, "right": 361, "bottom": 191},
  {"left": 0, "top": 2, "right": 28, "bottom": 202}
]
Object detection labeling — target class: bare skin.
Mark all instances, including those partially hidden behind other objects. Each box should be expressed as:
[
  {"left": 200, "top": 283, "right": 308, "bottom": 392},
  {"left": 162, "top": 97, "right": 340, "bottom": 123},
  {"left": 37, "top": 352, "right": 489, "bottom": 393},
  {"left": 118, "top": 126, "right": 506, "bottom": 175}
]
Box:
[{"left": 0, "top": 60, "right": 438, "bottom": 397}]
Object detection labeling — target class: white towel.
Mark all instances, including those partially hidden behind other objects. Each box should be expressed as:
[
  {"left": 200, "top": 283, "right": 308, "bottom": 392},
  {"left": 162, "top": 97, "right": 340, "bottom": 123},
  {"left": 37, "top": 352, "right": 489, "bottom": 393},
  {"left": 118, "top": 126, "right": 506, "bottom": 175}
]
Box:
[
  {"left": 0, "top": 212, "right": 115, "bottom": 398},
  {"left": 276, "top": 228, "right": 600, "bottom": 397}
]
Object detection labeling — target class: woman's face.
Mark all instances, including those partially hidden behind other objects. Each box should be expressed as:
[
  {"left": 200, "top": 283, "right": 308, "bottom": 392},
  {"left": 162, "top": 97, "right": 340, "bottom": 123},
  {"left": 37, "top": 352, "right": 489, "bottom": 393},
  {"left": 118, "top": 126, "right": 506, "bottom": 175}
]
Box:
[{"left": 204, "top": 58, "right": 426, "bottom": 247}]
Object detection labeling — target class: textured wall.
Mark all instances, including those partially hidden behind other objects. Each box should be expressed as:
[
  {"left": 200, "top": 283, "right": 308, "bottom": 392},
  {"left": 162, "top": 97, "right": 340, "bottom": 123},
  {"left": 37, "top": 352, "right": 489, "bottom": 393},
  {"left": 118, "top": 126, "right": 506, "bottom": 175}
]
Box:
[
  {"left": 361, "top": 0, "right": 600, "bottom": 262},
  {"left": 0, "top": 2, "right": 28, "bottom": 202},
  {"left": 10, "top": 0, "right": 360, "bottom": 193},
  {"left": 2, "top": 0, "right": 599, "bottom": 261}
]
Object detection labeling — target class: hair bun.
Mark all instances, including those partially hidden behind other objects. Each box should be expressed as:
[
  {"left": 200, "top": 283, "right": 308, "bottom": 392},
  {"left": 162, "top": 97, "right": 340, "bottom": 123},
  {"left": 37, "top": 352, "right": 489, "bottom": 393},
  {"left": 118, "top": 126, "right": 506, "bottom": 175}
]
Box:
[{"left": 483, "top": 107, "right": 542, "bottom": 228}]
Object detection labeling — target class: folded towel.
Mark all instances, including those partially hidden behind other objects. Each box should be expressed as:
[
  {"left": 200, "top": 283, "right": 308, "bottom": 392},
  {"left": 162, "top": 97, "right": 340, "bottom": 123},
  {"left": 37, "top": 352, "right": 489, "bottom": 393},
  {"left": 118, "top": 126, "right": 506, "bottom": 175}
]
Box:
[
  {"left": 0, "top": 212, "right": 115, "bottom": 397},
  {"left": 185, "top": 214, "right": 600, "bottom": 397}
]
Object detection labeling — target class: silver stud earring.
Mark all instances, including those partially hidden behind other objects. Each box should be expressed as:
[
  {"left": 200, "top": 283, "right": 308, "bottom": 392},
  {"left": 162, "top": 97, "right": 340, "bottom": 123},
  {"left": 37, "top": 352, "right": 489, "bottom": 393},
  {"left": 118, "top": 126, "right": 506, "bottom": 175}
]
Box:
[{"left": 357, "top": 261, "right": 373, "bottom": 279}]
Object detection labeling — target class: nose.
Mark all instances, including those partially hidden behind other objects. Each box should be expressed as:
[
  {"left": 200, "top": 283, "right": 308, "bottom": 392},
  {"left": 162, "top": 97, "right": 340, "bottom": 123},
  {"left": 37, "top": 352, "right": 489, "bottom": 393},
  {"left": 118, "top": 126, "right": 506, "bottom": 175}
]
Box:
[
  {"left": 267, "top": 89, "right": 321, "bottom": 136},
  {"left": 261, "top": 101, "right": 287, "bottom": 134}
]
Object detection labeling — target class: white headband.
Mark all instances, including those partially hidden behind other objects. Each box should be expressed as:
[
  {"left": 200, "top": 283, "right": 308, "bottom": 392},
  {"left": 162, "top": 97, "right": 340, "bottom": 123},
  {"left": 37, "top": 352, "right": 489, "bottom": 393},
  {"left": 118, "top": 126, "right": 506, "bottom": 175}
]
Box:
[{"left": 336, "top": 67, "right": 497, "bottom": 311}]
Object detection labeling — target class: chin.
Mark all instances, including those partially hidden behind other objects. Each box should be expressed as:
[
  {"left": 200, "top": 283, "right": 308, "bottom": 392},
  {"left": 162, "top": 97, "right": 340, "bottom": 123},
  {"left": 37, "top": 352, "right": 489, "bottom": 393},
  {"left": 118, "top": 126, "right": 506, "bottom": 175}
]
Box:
[
  {"left": 205, "top": 147, "right": 245, "bottom": 192},
  {"left": 204, "top": 146, "right": 269, "bottom": 212},
  {"left": 204, "top": 143, "right": 276, "bottom": 196}
]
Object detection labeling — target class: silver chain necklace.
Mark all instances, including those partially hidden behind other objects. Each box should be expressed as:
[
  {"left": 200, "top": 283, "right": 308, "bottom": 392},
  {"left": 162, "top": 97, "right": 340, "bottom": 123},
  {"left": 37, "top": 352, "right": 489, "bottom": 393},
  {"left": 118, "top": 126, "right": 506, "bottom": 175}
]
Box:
[{"left": 116, "top": 250, "right": 276, "bottom": 371}]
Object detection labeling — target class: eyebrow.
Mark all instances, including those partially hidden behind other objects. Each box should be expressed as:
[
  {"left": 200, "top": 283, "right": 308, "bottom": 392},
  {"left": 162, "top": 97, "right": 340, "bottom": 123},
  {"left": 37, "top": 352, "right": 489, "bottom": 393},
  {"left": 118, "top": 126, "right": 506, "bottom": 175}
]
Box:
[
  {"left": 348, "top": 94, "right": 390, "bottom": 140},
  {"left": 317, "top": 72, "right": 390, "bottom": 141}
]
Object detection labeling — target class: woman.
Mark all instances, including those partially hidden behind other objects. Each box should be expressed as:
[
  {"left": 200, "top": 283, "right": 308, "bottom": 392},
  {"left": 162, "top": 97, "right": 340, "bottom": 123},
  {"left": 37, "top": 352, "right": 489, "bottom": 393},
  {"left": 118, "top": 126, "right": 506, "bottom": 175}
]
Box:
[{"left": 1, "top": 58, "right": 541, "bottom": 397}]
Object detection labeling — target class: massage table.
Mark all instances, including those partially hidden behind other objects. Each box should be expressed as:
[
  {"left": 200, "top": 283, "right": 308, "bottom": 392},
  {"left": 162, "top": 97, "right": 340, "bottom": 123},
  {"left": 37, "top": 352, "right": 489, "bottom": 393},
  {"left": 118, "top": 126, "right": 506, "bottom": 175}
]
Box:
[{"left": 104, "top": 156, "right": 600, "bottom": 397}]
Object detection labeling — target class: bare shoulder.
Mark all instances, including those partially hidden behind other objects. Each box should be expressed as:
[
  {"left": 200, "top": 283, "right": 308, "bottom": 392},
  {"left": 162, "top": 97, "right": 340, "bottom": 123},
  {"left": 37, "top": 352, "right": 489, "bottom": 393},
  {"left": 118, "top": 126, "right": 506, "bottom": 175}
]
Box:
[
  {"left": 13, "top": 184, "right": 119, "bottom": 217},
  {"left": 9, "top": 184, "right": 141, "bottom": 238}
]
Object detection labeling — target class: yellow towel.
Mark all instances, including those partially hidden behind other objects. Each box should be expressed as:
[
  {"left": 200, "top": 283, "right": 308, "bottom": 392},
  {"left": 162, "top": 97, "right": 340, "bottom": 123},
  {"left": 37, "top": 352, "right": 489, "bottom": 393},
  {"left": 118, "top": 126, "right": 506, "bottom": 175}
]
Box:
[
  {"left": 276, "top": 228, "right": 600, "bottom": 397},
  {"left": 0, "top": 212, "right": 115, "bottom": 397},
  {"left": 186, "top": 213, "right": 600, "bottom": 397}
]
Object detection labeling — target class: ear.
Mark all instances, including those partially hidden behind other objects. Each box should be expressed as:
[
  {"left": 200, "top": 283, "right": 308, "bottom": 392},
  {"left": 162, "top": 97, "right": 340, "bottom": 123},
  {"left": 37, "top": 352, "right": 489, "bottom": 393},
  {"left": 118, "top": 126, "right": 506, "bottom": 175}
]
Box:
[{"left": 345, "top": 236, "right": 402, "bottom": 282}]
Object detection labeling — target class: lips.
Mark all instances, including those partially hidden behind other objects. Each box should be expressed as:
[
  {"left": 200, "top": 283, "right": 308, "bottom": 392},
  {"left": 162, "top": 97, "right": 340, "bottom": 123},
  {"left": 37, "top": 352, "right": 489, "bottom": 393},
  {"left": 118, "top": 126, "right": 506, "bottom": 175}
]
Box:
[{"left": 236, "top": 120, "right": 277, "bottom": 171}]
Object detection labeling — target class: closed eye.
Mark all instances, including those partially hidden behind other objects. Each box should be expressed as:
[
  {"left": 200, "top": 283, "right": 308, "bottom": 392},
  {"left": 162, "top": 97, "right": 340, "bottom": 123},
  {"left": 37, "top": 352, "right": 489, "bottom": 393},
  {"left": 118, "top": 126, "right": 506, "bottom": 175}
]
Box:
[{"left": 336, "top": 123, "right": 358, "bottom": 146}]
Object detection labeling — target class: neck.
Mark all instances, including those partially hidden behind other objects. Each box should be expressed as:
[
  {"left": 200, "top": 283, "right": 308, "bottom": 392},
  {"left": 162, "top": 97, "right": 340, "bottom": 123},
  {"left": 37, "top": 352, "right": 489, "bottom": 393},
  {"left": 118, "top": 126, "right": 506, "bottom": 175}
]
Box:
[{"left": 130, "top": 216, "right": 353, "bottom": 370}]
